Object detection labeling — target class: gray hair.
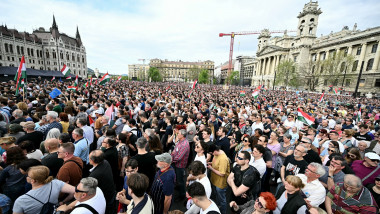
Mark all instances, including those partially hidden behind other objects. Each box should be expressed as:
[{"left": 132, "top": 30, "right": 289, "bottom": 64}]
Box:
[
  {"left": 344, "top": 174, "right": 362, "bottom": 188},
  {"left": 41, "top": 115, "right": 47, "bottom": 122},
  {"left": 145, "top": 128, "right": 155, "bottom": 137},
  {"left": 297, "top": 144, "right": 309, "bottom": 153},
  {"left": 46, "top": 128, "right": 61, "bottom": 140},
  {"left": 73, "top": 128, "right": 84, "bottom": 137},
  {"left": 309, "top": 162, "right": 326, "bottom": 177},
  {"left": 179, "top": 129, "right": 187, "bottom": 137},
  {"left": 302, "top": 137, "right": 312, "bottom": 144},
  {"left": 103, "top": 115, "right": 109, "bottom": 122},
  {"left": 47, "top": 111, "right": 58, "bottom": 119},
  {"left": 358, "top": 141, "right": 369, "bottom": 148},
  {"left": 13, "top": 109, "right": 23, "bottom": 118},
  {"left": 136, "top": 137, "right": 148, "bottom": 149},
  {"left": 77, "top": 118, "right": 87, "bottom": 126},
  {"left": 284, "top": 133, "right": 292, "bottom": 140},
  {"left": 80, "top": 177, "right": 98, "bottom": 195}
]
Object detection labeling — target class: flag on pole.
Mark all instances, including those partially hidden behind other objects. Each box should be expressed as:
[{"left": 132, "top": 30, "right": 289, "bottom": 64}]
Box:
[
  {"left": 14, "top": 56, "right": 27, "bottom": 96},
  {"left": 256, "top": 85, "right": 262, "bottom": 91},
  {"left": 95, "top": 79, "right": 98, "bottom": 85},
  {"left": 319, "top": 93, "right": 324, "bottom": 102},
  {"left": 328, "top": 85, "right": 333, "bottom": 92},
  {"left": 357, "top": 108, "right": 362, "bottom": 122},
  {"left": 88, "top": 115, "right": 95, "bottom": 127},
  {"left": 333, "top": 88, "right": 339, "bottom": 94},
  {"left": 74, "top": 75, "right": 78, "bottom": 87},
  {"left": 192, "top": 79, "right": 198, "bottom": 89},
  {"left": 51, "top": 76, "right": 55, "bottom": 81},
  {"left": 84, "top": 81, "right": 89, "bottom": 88},
  {"left": 252, "top": 90, "right": 259, "bottom": 99},
  {"left": 19, "top": 79, "right": 25, "bottom": 91},
  {"left": 117, "top": 76, "right": 122, "bottom": 81},
  {"left": 49, "top": 88, "right": 62, "bottom": 99},
  {"left": 297, "top": 108, "right": 315, "bottom": 126},
  {"left": 240, "top": 90, "right": 246, "bottom": 97},
  {"left": 61, "top": 64, "right": 71, "bottom": 77},
  {"left": 99, "top": 73, "right": 110, "bottom": 85},
  {"left": 67, "top": 86, "right": 77, "bottom": 91},
  {"left": 66, "top": 76, "right": 71, "bottom": 80}
]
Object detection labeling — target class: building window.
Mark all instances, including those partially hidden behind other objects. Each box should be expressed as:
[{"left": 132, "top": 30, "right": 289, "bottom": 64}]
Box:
[
  {"left": 5, "top": 43, "right": 9, "bottom": 52},
  {"left": 375, "top": 79, "right": 380, "bottom": 87},
  {"left": 312, "top": 54, "right": 316, "bottom": 61},
  {"left": 372, "top": 44, "right": 378, "bottom": 53},
  {"left": 359, "top": 79, "right": 365, "bottom": 87},
  {"left": 352, "top": 60, "right": 358, "bottom": 71},
  {"left": 340, "top": 62, "right": 346, "bottom": 72},
  {"left": 31, "top": 49, "right": 34, "bottom": 57},
  {"left": 46, "top": 51, "right": 50, "bottom": 58},
  {"left": 293, "top": 55, "right": 297, "bottom": 62},
  {"left": 366, "top": 58, "right": 374, "bottom": 71},
  {"left": 17, "top": 46, "right": 20, "bottom": 55},
  {"left": 356, "top": 46, "right": 362, "bottom": 55},
  {"left": 324, "top": 80, "right": 328, "bottom": 86},
  {"left": 310, "top": 18, "right": 314, "bottom": 22},
  {"left": 12, "top": 57, "right": 14, "bottom": 61},
  {"left": 345, "top": 79, "right": 351, "bottom": 87},
  {"left": 321, "top": 52, "right": 326, "bottom": 60},
  {"left": 9, "top": 44, "right": 13, "bottom": 53},
  {"left": 309, "top": 27, "right": 313, "bottom": 34},
  {"left": 344, "top": 48, "right": 348, "bottom": 57}
]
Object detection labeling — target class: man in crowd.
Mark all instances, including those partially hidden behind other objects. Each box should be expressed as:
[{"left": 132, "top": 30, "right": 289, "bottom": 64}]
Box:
[
  {"left": 17, "top": 121, "right": 44, "bottom": 149},
  {"left": 351, "top": 152, "right": 380, "bottom": 186},
  {"left": 319, "top": 155, "right": 346, "bottom": 190},
  {"left": 250, "top": 144, "right": 267, "bottom": 178},
  {"left": 42, "top": 138, "right": 63, "bottom": 177},
  {"left": 187, "top": 182, "right": 221, "bottom": 214},
  {"left": 296, "top": 163, "right": 326, "bottom": 207},
  {"left": 215, "top": 127, "right": 230, "bottom": 156},
  {"left": 57, "top": 143, "right": 83, "bottom": 190},
  {"left": 126, "top": 173, "right": 154, "bottom": 213},
  {"left": 72, "top": 128, "right": 90, "bottom": 165},
  {"left": 300, "top": 137, "right": 322, "bottom": 164},
  {"left": 76, "top": 118, "right": 94, "bottom": 147},
  {"left": 43, "top": 111, "right": 62, "bottom": 136},
  {"left": 280, "top": 144, "right": 308, "bottom": 185}
]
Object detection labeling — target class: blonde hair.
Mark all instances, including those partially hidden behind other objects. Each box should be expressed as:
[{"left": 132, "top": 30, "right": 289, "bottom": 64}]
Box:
[
  {"left": 285, "top": 175, "right": 305, "bottom": 189},
  {"left": 17, "top": 102, "right": 28, "bottom": 111},
  {"left": 0, "top": 136, "right": 16, "bottom": 144},
  {"left": 28, "top": 166, "right": 53, "bottom": 184}
]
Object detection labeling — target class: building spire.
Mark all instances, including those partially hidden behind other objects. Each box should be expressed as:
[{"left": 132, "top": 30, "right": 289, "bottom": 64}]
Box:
[
  {"left": 52, "top": 15, "right": 58, "bottom": 29},
  {"left": 76, "top": 25, "right": 82, "bottom": 46}
]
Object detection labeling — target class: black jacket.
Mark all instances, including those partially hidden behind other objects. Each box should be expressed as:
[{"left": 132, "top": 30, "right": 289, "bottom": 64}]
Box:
[
  {"left": 89, "top": 160, "right": 116, "bottom": 205},
  {"left": 275, "top": 186, "right": 306, "bottom": 214}
]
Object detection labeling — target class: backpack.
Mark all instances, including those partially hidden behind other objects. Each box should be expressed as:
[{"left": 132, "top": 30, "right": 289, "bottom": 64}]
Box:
[
  {"left": 26, "top": 183, "right": 55, "bottom": 214},
  {"left": 70, "top": 203, "right": 99, "bottom": 214}
]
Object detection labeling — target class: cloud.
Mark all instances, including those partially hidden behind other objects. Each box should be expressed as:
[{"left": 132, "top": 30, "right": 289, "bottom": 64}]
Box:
[{"left": 1, "top": 0, "right": 379, "bottom": 75}]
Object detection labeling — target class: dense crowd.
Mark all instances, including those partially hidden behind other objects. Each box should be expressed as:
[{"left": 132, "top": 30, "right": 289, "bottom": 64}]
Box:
[{"left": 0, "top": 78, "right": 380, "bottom": 214}]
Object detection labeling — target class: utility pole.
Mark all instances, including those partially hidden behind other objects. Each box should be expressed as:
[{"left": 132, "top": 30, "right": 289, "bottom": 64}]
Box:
[{"left": 353, "top": 61, "right": 364, "bottom": 98}]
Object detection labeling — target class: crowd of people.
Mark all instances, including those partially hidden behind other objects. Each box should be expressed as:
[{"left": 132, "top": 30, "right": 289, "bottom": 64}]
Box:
[{"left": 0, "top": 77, "right": 379, "bottom": 214}]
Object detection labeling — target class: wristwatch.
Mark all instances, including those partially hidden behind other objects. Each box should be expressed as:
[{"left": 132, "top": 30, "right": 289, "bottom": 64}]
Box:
[{"left": 328, "top": 175, "right": 334, "bottom": 179}]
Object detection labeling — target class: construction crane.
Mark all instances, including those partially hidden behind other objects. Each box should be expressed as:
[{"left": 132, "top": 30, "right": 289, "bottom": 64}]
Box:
[
  {"left": 219, "top": 30, "right": 295, "bottom": 83},
  {"left": 138, "top": 59, "right": 150, "bottom": 65}
]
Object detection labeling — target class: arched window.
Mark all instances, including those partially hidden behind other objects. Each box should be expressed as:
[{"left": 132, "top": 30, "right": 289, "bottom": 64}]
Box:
[
  {"left": 310, "top": 18, "right": 315, "bottom": 22},
  {"left": 352, "top": 60, "right": 359, "bottom": 71},
  {"left": 301, "top": 20, "right": 305, "bottom": 24},
  {"left": 46, "top": 51, "right": 50, "bottom": 58},
  {"left": 366, "top": 58, "right": 374, "bottom": 71},
  {"left": 72, "top": 53, "right": 75, "bottom": 61}
]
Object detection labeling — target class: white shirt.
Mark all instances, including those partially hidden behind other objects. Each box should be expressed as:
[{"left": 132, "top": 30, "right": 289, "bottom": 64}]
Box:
[
  {"left": 251, "top": 122, "right": 264, "bottom": 132},
  {"left": 249, "top": 156, "right": 266, "bottom": 178},
  {"left": 284, "top": 120, "right": 295, "bottom": 129},
  {"left": 296, "top": 174, "right": 326, "bottom": 207},
  {"left": 197, "top": 176, "right": 212, "bottom": 198},
  {"left": 122, "top": 124, "right": 132, "bottom": 132},
  {"left": 200, "top": 200, "right": 220, "bottom": 214},
  {"left": 71, "top": 187, "right": 106, "bottom": 214},
  {"left": 194, "top": 154, "right": 208, "bottom": 174}
]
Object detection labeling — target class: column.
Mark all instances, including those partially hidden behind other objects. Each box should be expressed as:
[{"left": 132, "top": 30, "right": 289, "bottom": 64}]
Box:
[
  {"left": 325, "top": 50, "right": 329, "bottom": 60},
  {"left": 359, "top": 43, "right": 367, "bottom": 71},
  {"left": 372, "top": 41, "right": 380, "bottom": 71},
  {"left": 261, "top": 59, "right": 266, "bottom": 76},
  {"left": 266, "top": 57, "right": 271, "bottom": 76},
  {"left": 256, "top": 60, "right": 261, "bottom": 77},
  {"left": 347, "top": 46, "right": 353, "bottom": 55}
]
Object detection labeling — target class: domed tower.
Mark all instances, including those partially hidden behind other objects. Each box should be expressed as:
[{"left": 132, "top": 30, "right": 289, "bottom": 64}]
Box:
[
  {"left": 257, "top": 29, "right": 271, "bottom": 52},
  {"left": 297, "top": 1, "right": 322, "bottom": 38}
]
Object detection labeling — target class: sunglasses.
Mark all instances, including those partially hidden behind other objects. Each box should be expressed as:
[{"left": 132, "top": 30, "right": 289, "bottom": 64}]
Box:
[
  {"left": 256, "top": 198, "right": 265, "bottom": 209},
  {"left": 300, "top": 140, "right": 309, "bottom": 144},
  {"left": 328, "top": 149, "right": 335, "bottom": 152},
  {"left": 244, "top": 139, "right": 249, "bottom": 142},
  {"left": 370, "top": 159, "right": 380, "bottom": 163},
  {"left": 75, "top": 186, "right": 88, "bottom": 193},
  {"left": 236, "top": 156, "right": 245, "bottom": 161}
]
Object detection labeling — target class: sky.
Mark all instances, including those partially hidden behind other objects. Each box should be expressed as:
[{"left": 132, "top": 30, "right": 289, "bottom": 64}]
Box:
[{"left": 1, "top": 0, "right": 380, "bottom": 75}]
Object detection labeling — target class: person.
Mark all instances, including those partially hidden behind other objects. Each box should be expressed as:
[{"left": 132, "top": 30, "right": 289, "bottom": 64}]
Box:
[
  {"left": 88, "top": 150, "right": 117, "bottom": 214},
  {"left": 16, "top": 121, "right": 44, "bottom": 149},
  {"left": 274, "top": 175, "right": 307, "bottom": 214},
  {"left": 300, "top": 137, "right": 322, "bottom": 164},
  {"left": 59, "top": 112, "right": 70, "bottom": 133},
  {"left": 101, "top": 137, "right": 119, "bottom": 187},
  {"left": 57, "top": 177, "right": 106, "bottom": 214},
  {"left": 19, "top": 140, "right": 43, "bottom": 160},
  {"left": 12, "top": 166, "right": 75, "bottom": 214},
  {"left": 72, "top": 128, "right": 90, "bottom": 164},
  {"left": 56, "top": 142, "right": 83, "bottom": 187},
  {"left": 41, "top": 138, "right": 64, "bottom": 177},
  {"left": 208, "top": 144, "right": 230, "bottom": 214},
  {"left": 280, "top": 144, "right": 308, "bottom": 186},
  {"left": 367, "top": 174, "right": 380, "bottom": 207},
  {"left": 345, "top": 147, "right": 362, "bottom": 167},
  {"left": 131, "top": 137, "right": 157, "bottom": 190},
  {"left": 171, "top": 128, "right": 190, "bottom": 201},
  {"left": 43, "top": 111, "right": 63, "bottom": 137},
  {"left": 215, "top": 127, "right": 230, "bottom": 156},
  {"left": 257, "top": 135, "right": 273, "bottom": 191},
  {"left": 325, "top": 174, "right": 378, "bottom": 214},
  {"left": 116, "top": 159, "right": 139, "bottom": 210},
  {"left": 151, "top": 153, "right": 176, "bottom": 214},
  {"left": 230, "top": 192, "right": 277, "bottom": 214},
  {"left": 319, "top": 155, "right": 346, "bottom": 190},
  {"left": 296, "top": 163, "right": 326, "bottom": 207},
  {"left": 187, "top": 182, "right": 221, "bottom": 214},
  {"left": 354, "top": 124, "right": 373, "bottom": 142},
  {"left": 124, "top": 173, "right": 154, "bottom": 214},
  {"left": 250, "top": 144, "right": 267, "bottom": 178},
  {"left": 10, "top": 109, "right": 25, "bottom": 125},
  {"left": 227, "top": 151, "right": 261, "bottom": 205},
  {"left": 351, "top": 152, "right": 380, "bottom": 186},
  {"left": 76, "top": 117, "right": 94, "bottom": 147}
]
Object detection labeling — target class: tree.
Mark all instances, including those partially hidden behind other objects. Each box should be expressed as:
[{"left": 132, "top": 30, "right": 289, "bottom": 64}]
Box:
[
  {"left": 148, "top": 67, "right": 162, "bottom": 82},
  {"left": 298, "top": 59, "right": 324, "bottom": 91},
  {"left": 198, "top": 69, "right": 210, "bottom": 84},
  {"left": 227, "top": 70, "right": 239, "bottom": 85},
  {"left": 321, "top": 51, "right": 354, "bottom": 87},
  {"left": 275, "top": 60, "right": 299, "bottom": 88},
  {"left": 121, "top": 76, "right": 129, "bottom": 80},
  {"left": 189, "top": 66, "right": 201, "bottom": 81}
]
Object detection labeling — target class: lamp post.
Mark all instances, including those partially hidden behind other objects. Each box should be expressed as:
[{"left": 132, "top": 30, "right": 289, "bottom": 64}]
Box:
[
  {"left": 353, "top": 61, "right": 364, "bottom": 98},
  {"left": 273, "top": 69, "right": 277, "bottom": 90},
  {"left": 341, "top": 63, "right": 347, "bottom": 87}
]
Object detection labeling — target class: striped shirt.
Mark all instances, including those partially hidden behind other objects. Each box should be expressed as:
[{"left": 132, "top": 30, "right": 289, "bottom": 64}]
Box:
[{"left": 171, "top": 138, "right": 190, "bottom": 168}]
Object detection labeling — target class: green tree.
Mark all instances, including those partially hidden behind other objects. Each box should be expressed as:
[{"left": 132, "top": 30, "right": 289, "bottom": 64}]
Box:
[
  {"left": 148, "top": 67, "right": 162, "bottom": 82},
  {"left": 275, "top": 60, "right": 298, "bottom": 88},
  {"left": 121, "top": 76, "right": 129, "bottom": 80},
  {"left": 321, "top": 51, "right": 354, "bottom": 87},
  {"left": 227, "top": 70, "right": 239, "bottom": 85},
  {"left": 298, "top": 59, "right": 324, "bottom": 91},
  {"left": 198, "top": 69, "right": 210, "bottom": 84},
  {"left": 189, "top": 66, "right": 201, "bottom": 81}
]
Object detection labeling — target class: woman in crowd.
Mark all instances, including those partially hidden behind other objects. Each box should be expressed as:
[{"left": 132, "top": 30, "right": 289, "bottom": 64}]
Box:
[
  {"left": 18, "top": 140, "right": 43, "bottom": 161},
  {"left": 148, "top": 134, "right": 163, "bottom": 155},
  {"left": 59, "top": 112, "right": 69, "bottom": 134},
  {"left": 230, "top": 192, "right": 277, "bottom": 214},
  {"left": 341, "top": 129, "right": 353, "bottom": 151},
  {"left": 13, "top": 166, "right": 75, "bottom": 214},
  {"left": 193, "top": 141, "right": 210, "bottom": 170},
  {"left": 274, "top": 175, "right": 307, "bottom": 214},
  {"left": 268, "top": 131, "right": 281, "bottom": 173},
  {"left": 345, "top": 147, "right": 362, "bottom": 167},
  {"left": 116, "top": 132, "right": 129, "bottom": 177}
]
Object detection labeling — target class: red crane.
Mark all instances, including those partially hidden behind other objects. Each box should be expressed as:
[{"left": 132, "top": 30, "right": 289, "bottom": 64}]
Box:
[{"left": 219, "top": 30, "right": 295, "bottom": 82}]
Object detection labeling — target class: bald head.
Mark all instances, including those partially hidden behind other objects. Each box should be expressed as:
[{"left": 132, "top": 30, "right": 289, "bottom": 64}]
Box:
[{"left": 45, "top": 138, "right": 60, "bottom": 151}]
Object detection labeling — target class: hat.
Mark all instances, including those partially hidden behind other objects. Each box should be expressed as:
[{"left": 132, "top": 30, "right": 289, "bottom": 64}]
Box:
[
  {"left": 94, "top": 110, "right": 103, "bottom": 115},
  {"left": 155, "top": 153, "right": 172, "bottom": 164},
  {"left": 365, "top": 152, "right": 380, "bottom": 160},
  {"left": 208, "top": 144, "right": 220, "bottom": 154},
  {"left": 20, "top": 121, "right": 35, "bottom": 130}
]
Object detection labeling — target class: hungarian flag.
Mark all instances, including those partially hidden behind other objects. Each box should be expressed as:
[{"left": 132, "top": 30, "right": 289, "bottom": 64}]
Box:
[
  {"left": 14, "top": 56, "right": 27, "bottom": 95},
  {"left": 84, "top": 81, "right": 89, "bottom": 88},
  {"left": 328, "top": 85, "right": 333, "bottom": 92},
  {"left": 105, "top": 104, "right": 115, "bottom": 125},
  {"left": 95, "top": 79, "right": 98, "bottom": 85},
  {"left": 319, "top": 93, "right": 324, "bottom": 102},
  {"left": 252, "top": 90, "right": 259, "bottom": 99},
  {"left": 261, "top": 85, "right": 267, "bottom": 91},
  {"left": 61, "top": 64, "right": 71, "bottom": 77},
  {"left": 333, "top": 88, "right": 339, "bottom": 94},
  {"left": 74, "top": 75, "right": 78, "bottom": 87},
  {"left": 51, "top": 76, "right": 55, "bottom": 81},
  {"left": 19, "top": 79, "right": 25, "bottom": 91},
  {"left": 192, "top": 79, "right": 198, "bottom": 89},
  {"left": 357, "top": 108, "right": 362, "bottom": 122},
  {"left": 67, "top": 86, "right": 77, "bottom": 91},
  {"left": 99, "top": 73, "right": 110, "bottom": 85},
  {"left": 240, "top": 90, "right": 246, "bottom": 96},
  {"left": 297, "top": 108, "right": 315, "bottom": 126},
  {"left": 88, "top": 115, "right": 95, "bottom": 127},
  {"left": 66, "top": 76, "right": 71, "bottom": 80},
  {"left": 117, "top": 76, "right": 122, "bottom": 81}
]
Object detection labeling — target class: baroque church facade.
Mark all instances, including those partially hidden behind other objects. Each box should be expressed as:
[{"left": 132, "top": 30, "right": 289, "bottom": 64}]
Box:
[
  {"left": 0, "top": 16, "right": 87, "bottom": 78},
  {"left": 251, "top": 1, "right": 380, "bottom": 94}
]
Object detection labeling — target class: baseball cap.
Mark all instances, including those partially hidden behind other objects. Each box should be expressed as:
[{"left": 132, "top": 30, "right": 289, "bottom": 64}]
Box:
[
  {"left": 155, "top": 153, "right": 172, "bottom": 164},
  {"left": 365, "top": 152, "right": 380, "bottom": 161},
  {"left": 20, "top": 121, "right": 35, "bottom": 130}
]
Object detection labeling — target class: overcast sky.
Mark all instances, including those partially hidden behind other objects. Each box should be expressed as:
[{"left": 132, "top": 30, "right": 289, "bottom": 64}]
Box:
[{"left": 1, "top": 0, "right": 380, "bottom": 75}]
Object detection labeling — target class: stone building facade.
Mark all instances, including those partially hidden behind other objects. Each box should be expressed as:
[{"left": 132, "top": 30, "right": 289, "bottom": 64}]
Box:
[
  {"left": 128, "top": 64, "right": 150, "bottom": 80},
  {"left": 251, "top": 1, "right": 380, "bottom": 94},
  {"left": 0, "top": 16, "right": 87, "bottom": 78},
  {"left": 149, "top": 59, "right": 214, "bottom": 82},
  {"left": 236, "top": 56, "right": 255, "bottom": 86}
]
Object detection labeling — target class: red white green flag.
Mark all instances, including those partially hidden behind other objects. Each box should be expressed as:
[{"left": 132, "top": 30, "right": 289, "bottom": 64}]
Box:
[
  {"left": 297, "top": 108, "right": 315, "bottom": 126},
  {"left": 252, "top": 90, "right": 259, "bottom": 99},
  {"left": 66, "top": 76, "right": 71, "bottom": 80},
  {"left": 14, "top": 56, "right": 27, "bottom": 95},
  {"left": 67, "top": 86, "right": 77, "bottom": 91},
  {"left": 192, "top": 79, "right": 198, "bottom": 89},
  {"left": 88, "top": 115, "right": 95, "bottom": 127},
  {"left": 240, "top": 90, "right": 246, "bottom": 97},
  {"left": 99, "top": 73, "right": 110, "bottom": 85},
  {"left": 51, "top": 76, "right": 55, "bottom": 81},
  {"left": 333, "top": 88, "right": 339, "bottom": 94},
  {"left": 319, "top": 93, "right": 324, "bottom": 102},
  {"left": 117, "top": 76, "right": 122, "bottom": 81},
  {"left": 61, "top": 64, "right": 71, "bottom": 77},
  {"left": 74, "top": 75, "right": 78, "bottom": 87}
]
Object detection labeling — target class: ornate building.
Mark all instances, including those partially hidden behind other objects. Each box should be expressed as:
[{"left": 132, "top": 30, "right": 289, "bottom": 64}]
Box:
[
  {"left": 251, "top": 1, "right": 380, "bottom": 94},
  {"left": 149, "top": 59, "right": 214, "bottom": 82},
  {"left": 0, "top": 16, "right": 87, "bottom": 77}
]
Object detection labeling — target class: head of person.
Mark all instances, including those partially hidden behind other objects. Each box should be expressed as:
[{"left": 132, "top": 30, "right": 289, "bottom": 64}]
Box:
[
  {"left": 76, "top": 117, "right": 87, "bottom": 128},
  {"left": 187, "top": 182, "right": 208, "bottom": 207},
  {"left": 270, "top": 132, "right": 279, "bottom": 141},
  {"left": 0, "top": 136, "right": 16, "bottom": 150},
  {"left": 127, "top": 173, "right": 149, "bottom": 198},
  {"left": 57, "top": 142, "right": 75, "bottom": 160},
  {"left": 59, "top": 133, "right": 71, "bottom": 144},
  {"left": 46, "top": 111, "right": 58, "bottom": 123},
  {"left": 254, "top": 192, "right": 277, "bottom": 213},
  {"left": 75, "top": 177, "right": 99, "bottom": 202},
  {"left": 20, "top": 121, "right": 35, "bottom": 132},
  {"left": 27, "top": 166, "right": 53, "bottom": 186},
  {"left": 258, "top": 135, "right": 268, "bottom": 146},
  {"left": 202, "top": 128, "right": 211, "bottom": 139},
  {"left": 329, "top": 131, "right": 339, "bottom": 140},
  {"left": 217, "top": 127, "right": 228, "bottom": 137},
  {"left": 236, "top": 151, "right": 251, "bottom": 166},
  {"left": 283, "top": 133, "right": 291, "bottom": 144},
  {"left": 5, "top": 146, "right": 26, "bottom": 165},
  {"left": 136, "top": 137, "right": 148, "bottom": 150},
  {"left": 375, "top": 175, "right": 380, "bottom": 189},
  {"left": 102, "top": 137, "right": 117, "bottom": 149},
  {"left": 284, "top": 175, "right": 305, "bottom": 194},
  {"left": 364, "top": 152, "right": 380, "bottom": 167},
  {"left": 12, "top": 109, "right": 23, "bottom": 119},
  {"left": 343, "top": 174, "right": 363, "bottom": 195},
  {"left": 305, "top": 162, "right": 326, "bottom": 180},
  {"left": 19, "top": 140, "right": 36, "bottom": 155},
  {"left": 177, "top": 129, "right": 187, "bottom": 140},
  {"left": 89, "top": 150, "right": 105, "bottom": 166},
  {"left": 300, "top": 137, "right": 312, "bottom": 148},
  {"left": 125, "top": 159, "right": 139, "bottom": 176},
  {"left": 72, "top": 128, "right": 84, "bottom": 141},
  {"left": 208, "top": 144, "right": 221, "bottom": 156},
  {"left": 195, "top": 141, "right": 208, "bottom": 155},
  {"left": 252, "top": 144, "right": 265, "bottom": 159},
  {"left": 358, "top": 141, "right": 369, "bottom": 152},
  {"left": 18, "top": 158, "right": 42, "bottom": 174},
  {"left": 242, "top": 135, "right": 252, "bottom": 147},
  {"left": 294, "top": 144, "right": 308, "bottom": 159},
  {"left": 346, "top": 147, "right": 362, "bottom": 162},
  {"left": 155, "top": 153, "right": 172, "bottom": 169},
  {"left": 330, "top": 155, "right": 346, "bottom": 172},
  {"left": 188, "top": 160, "right": 206, "bottom": 177}
]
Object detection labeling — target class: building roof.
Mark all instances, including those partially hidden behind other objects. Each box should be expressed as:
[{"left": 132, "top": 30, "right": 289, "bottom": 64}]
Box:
[
  {"left": 0, "top": 66, "right": 76, "bottom": 77},
  {"left": 0, "top": 25, "right": 42, "bottom": 44}
]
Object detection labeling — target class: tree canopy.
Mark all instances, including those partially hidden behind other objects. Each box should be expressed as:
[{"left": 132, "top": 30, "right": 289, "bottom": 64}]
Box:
[
  {"left": 198, "top": 69, "right": 210, "bottom": 84},
  {"left": 148, "top": 67, "right": 162, "bottom": 82}
]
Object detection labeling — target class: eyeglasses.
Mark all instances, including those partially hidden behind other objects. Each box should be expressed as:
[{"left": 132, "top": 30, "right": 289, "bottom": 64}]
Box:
[
  {"left": 295, "top": 148, "right": 305, "bottom": 153},
  {"left": 300, "top": 140, "right": 309, "bottom": 144},
  {"left": 328, "top": 149, "right": 335, "bottom": 152},
  {"left": 255, "top": 198, "right": 265, "bottom": 209},
  {"left": 370, "top": 159, "right": 380, "bottom": 163},
  {"left": 236, "top": 156, "right": 245, "bottom": 161},
  {"left": 75, "top": 186, "right": 88, "bottom": 193},
  {"left": 244, "top": 139, "right": 249, "bottom": 142},
  {"left": 306, "top": 167, "right": 317, "bottom": 174}
]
